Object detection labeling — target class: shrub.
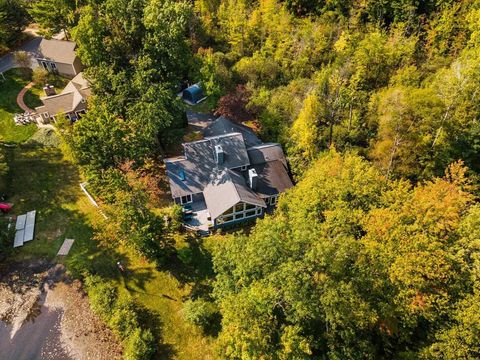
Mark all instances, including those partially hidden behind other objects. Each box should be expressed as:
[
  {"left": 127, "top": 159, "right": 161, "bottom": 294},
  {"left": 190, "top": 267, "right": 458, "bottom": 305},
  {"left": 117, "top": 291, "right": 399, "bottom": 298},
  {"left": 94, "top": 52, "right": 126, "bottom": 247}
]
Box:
[
  {"left": 83, "top": 274, "right": 158, "bottom": 359},
  {"left": 159, "top": 204, "right": 183, "bottom": 232},
  {"left": 32, "top": 68, "right": 49, "bottom": 85},
  {"left": 13, "top": 51, "right": 31, "bottom": 76},
  {"left": 183, "top": 298, "right": 218, "bottom": 329},
  {"left": 109, "top": 297, "right": 140, "bottom": 339},
  {"left": 214, "top": 84, "right": 253, "bottom": 122},
  {"left": 0, "top": 218, "right": 14, "bottom": 257},
  {"left": 83, "top": 275, "right": 117, "bottom": 320},
  {"left": 123, "top": 328, "right": 156, "bottom": 360}
]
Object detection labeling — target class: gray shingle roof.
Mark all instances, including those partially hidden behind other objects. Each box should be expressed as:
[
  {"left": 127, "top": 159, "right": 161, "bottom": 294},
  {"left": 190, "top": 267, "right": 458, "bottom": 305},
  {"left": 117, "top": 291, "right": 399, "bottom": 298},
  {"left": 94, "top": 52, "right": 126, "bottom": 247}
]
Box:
[
  {"left": 166, "top": 133, "right": 250, "bottom": 198},
  {"left": 35, "top": 39, "right": 78, "bottom": 64},
  {"left": 35, "top": 72, "right": 90, "bottom": 116},
  {"left": 165, "top": 158, "right": 211, "bottom": 198},
  {"left": 204, "top": 169, "right": 266, "bottom": 219},
  {"left": 207, "top": 133, "right": 250, "bottom": 169},
  {"left": 184, "top": 133, "right": 250, "bottom": 170},
  {"left": 204, "top": 116, "right": 262, "bottom": 148},
  {"left": 164, "top": 123, "right": 293, "bottom": 220},
  {"left": 247, "top": 143, "right": 288, "bottom": 168},
  {"left": 252, "top": 160, "right": 294, "bottom": 198},
  {"left": 41, "top": 92, "right": 74, "bottom": 114}
]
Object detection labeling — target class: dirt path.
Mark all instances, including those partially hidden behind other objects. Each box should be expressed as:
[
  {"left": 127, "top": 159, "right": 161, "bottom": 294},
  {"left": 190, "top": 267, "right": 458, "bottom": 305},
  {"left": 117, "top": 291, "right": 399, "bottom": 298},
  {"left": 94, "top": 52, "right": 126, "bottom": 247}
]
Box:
[
  {"left": 16, "top": 81, "right": 35, "bottom": 113},
  {"left": 0, "top": 260, "right": 122, "bottom": 360}
]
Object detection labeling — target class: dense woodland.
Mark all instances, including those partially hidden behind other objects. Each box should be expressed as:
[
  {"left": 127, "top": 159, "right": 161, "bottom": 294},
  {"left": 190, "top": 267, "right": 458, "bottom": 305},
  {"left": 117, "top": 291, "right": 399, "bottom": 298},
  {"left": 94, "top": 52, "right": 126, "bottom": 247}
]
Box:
[{"left": 2, "top": 0, "right": 480, "bottom": 358}]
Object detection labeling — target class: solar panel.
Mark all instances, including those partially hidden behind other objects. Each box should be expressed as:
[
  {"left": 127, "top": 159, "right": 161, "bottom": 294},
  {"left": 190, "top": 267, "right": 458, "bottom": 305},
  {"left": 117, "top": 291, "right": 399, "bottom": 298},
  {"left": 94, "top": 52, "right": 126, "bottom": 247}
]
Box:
[
  {"left": 15, "top": 214, "right": 26, "bottom": 230},
  {"left": 24, "top": 224, "right": 34, "bottom": 242},
  {"left": 14, "top": 230, "right": 24, "bottom": 248}
]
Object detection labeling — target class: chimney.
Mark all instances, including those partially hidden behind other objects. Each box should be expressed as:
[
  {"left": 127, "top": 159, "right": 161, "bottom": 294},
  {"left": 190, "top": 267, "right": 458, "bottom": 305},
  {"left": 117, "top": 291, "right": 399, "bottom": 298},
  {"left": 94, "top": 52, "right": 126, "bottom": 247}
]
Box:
[
  {"left": 43, "top": 85, "right": 56, "bottom": 96},
  {"left": 248, "top": 168, "right": 258, "bottom": 190},
  {"left": 215, "top": 145, "right": 224, "bottom": 165}
]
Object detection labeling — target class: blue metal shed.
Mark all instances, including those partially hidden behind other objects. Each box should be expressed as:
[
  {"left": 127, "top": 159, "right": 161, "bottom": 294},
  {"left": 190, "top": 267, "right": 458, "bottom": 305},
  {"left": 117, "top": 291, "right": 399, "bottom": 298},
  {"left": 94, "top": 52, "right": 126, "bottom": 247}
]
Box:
[{"left": 182, "top": 84, "right": 206, "bottom": 104}]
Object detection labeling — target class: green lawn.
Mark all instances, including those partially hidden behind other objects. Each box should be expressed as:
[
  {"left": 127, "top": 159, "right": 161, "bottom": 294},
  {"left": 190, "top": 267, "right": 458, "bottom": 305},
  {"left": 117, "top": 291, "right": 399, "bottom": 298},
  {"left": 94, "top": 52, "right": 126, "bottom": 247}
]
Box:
[
  {"left": 5, "top": 145, "right": 100, "bottom": 260},
  {"left": 119, "top": 238, "right": 215, "bottom": 360},
  {"left": 5, "top": 145, "right": 215, "bottom": 358},
  {"left": 186, "top": 96, "right": 217, "bottom": 114},
  {"left": 0, "top": 69, "right": 37, "bottom": 143},
  {"left": 1, "top": 69, "right": 216, "bottom": 358},
  {"left": 23, "top": 86, "right": 43, "bottom": 109}
]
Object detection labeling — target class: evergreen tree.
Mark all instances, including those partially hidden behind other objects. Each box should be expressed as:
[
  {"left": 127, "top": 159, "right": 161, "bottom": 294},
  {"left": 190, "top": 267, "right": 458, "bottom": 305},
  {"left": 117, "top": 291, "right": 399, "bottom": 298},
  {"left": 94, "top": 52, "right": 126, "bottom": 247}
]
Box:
[{"left": 29, "top": 0, "right": 78, "bottom": 39}]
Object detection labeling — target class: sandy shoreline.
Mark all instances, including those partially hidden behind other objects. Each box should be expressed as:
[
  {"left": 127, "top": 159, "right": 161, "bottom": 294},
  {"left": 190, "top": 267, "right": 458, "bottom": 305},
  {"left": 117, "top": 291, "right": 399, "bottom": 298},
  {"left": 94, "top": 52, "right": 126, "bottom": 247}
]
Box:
[{"left": 0, "top": 260, "right": 122, "bottom": 360}]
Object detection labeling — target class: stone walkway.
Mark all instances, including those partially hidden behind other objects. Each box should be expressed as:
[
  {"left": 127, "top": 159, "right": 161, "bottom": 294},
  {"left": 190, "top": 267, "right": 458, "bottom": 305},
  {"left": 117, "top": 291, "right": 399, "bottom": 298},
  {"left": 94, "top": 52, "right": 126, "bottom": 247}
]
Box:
[{"left": 16, "top": 82, "right": 35, "bottom": 112}]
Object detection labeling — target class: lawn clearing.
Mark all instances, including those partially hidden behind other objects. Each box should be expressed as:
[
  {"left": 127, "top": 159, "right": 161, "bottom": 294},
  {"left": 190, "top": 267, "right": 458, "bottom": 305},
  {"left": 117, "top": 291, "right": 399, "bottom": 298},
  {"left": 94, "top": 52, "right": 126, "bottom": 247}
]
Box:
[
  {"left": 5, "top": 144, "right": 101, "bottom": 260},
  {"left": 4, "top": 144, "right": 216, "bottom": 358},
  {"left": 0, "top": 69, "right": 37, "bottom": 142},
  {"left": 1, "top": 69, "right": 217, "bottom": 357},
  {"left": 185, "top": 96, "right": 217, "bottom": 114},
  {"left": 23, "top": 85, "right": 43, "bottom": 109}
]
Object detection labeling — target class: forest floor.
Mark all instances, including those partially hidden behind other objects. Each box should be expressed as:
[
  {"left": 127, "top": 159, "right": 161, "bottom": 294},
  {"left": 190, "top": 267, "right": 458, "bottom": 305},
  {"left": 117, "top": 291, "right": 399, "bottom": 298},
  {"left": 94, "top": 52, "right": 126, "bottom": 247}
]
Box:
[{"left": 0, "top": 69, "right": 216, "bottom": 359}]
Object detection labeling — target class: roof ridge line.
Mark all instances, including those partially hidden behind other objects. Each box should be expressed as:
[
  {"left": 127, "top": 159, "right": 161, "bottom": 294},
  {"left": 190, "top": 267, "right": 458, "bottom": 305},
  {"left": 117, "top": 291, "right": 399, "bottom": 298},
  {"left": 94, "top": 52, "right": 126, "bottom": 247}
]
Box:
[
  {"left": 40, "top": 88, "right": 77, "bottom": 101},
  {"left": 226, "top": 169, "right": 242, "bottom": 204},
  {"left": 204, "top": 131, "right": 243, "bottom": 140},
  {"left": 247, "top": 142, "right": 280, "bottom": 150}
]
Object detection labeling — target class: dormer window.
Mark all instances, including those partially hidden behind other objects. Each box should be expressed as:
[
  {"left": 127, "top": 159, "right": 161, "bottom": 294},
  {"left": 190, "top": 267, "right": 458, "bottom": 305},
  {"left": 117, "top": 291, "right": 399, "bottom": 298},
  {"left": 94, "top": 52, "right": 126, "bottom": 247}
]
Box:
[{"left": 180, "top": 194, "right": 192, "bottom": 204}]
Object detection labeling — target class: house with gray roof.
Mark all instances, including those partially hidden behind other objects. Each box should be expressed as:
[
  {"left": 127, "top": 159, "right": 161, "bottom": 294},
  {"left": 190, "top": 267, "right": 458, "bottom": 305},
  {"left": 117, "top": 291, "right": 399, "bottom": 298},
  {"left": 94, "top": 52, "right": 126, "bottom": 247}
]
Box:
[
  {"left": 34, "top": 39, "right": 84, "bottom": 78},
  {"left": 165, "top": 116, "right": 293, "bottom": 231},
  {"left": 35, "top": 72, "right": 91, "bottom": 123}
]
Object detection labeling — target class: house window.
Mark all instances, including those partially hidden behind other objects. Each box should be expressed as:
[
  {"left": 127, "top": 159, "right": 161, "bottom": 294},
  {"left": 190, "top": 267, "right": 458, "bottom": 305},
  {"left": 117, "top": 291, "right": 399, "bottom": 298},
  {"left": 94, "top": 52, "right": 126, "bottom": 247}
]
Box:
[
  {"left": 245, "top": 203, "right": 256, "bottom": 210},
  {"left": 269, "top": 195, "right": 278, "bottom": 206},
  {"left": 180, "top": 194, "right": 192, "bottom": 205},
  {"left": 241, "top": 165, "right": 247, "bottom": 171},
  {"left": 235, "top": 204, "right": 244, "bottom": 212},
  {"left": 245, "top": 209, "right": 256, "bottom": 217},
  {"left": 235, "top": 212, "right": 246, "bottom": 220},
  {"left": 216, "top": 203, "right": 264, "bottom": 226},
  {"left": 41, "top": 61, "right": 49, "bottom": 70},
  {"left": 50, "top": 62, "right": 57, "bottom": 70},
  {"left": 42, "top": 112, "right": 49, "bottom": 118},
  {"left": 222, "top": 215, "right": 233, "bottom": 223}
]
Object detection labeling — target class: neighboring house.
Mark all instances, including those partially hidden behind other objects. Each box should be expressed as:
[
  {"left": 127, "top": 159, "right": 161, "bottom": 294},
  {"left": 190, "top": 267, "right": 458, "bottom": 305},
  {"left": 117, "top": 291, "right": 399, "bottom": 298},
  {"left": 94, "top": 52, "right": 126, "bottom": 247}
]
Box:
[
  {"left": 35, "top": 72, "right": 91, "bottom": 123},
  {"left": 34, "top": 39, "right": 84, "bottom": 78},
  {"left": 165, "top": 116, "right": 293, "bottom": 230}
]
